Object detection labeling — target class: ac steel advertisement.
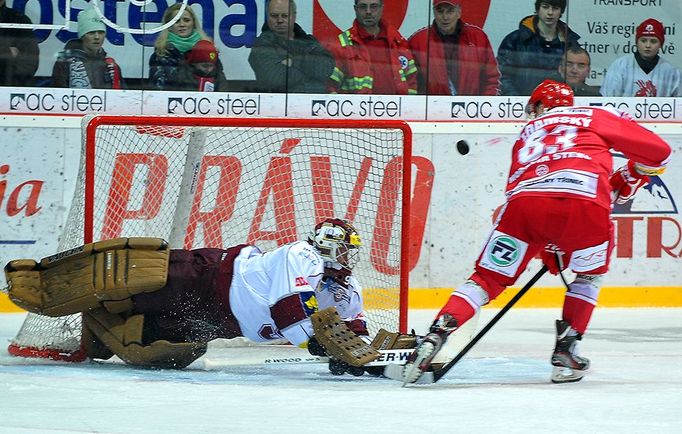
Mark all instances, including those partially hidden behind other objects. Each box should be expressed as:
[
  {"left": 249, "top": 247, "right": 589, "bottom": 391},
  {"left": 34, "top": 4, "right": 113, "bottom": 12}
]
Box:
[
  {"left": 4, "top": 88, "right": 682, "bottom": 122},
  {"left": 9, "top": 0, "right": 682, "bottom": 85},
  {"left": 0, "top": 119, "right": 679, "bottom": 310}
]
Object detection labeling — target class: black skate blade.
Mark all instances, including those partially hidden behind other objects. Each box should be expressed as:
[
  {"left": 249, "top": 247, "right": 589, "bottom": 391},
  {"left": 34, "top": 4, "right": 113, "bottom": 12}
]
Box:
[
  {"left": 551, "top": 366, "right": 585, "bottom": 384},
  {"left": 383, "top": 363, "right": 436, "bottom": 385}
]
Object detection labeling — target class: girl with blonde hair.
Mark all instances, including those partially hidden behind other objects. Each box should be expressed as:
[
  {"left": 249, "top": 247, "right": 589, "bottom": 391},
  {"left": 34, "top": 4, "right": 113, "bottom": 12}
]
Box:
[{"left": 148, "top": 3, "right": 225, "bottom": 90}]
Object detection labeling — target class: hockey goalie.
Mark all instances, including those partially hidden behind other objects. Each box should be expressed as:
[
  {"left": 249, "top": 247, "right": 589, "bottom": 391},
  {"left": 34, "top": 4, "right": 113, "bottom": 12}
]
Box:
[{"left": 4, "top": 218, "right": 415, "bottom": 373}]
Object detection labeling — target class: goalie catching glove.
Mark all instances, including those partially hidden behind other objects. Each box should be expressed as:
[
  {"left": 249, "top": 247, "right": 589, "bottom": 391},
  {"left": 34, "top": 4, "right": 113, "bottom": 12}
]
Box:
[
  {"left": 609, "top": 160, "right": 651, "bottom": 205},
  {"left": 309, "top": 309, "right": 418, "bottom": 376}
]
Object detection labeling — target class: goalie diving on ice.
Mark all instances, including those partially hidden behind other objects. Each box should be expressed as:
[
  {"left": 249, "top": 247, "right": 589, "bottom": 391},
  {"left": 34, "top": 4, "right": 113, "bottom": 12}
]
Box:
[{"left": 5, "top": 218, "right": 415, "bottom": 373}]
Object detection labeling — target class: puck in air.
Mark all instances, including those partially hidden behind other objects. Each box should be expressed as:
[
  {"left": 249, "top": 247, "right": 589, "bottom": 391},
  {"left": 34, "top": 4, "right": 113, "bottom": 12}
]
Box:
[{"left": 456, "top": 140, "right": 470, "bottom": 155}]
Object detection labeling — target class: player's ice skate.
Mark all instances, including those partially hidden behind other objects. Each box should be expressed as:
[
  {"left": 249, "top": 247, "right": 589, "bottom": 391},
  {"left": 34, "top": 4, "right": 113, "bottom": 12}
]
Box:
[
  {"left": 550, "top": 319, "right": 590, "bottom": 383},
  {"left": 401, "top": 314, "right": 458, "bottom": 385}
]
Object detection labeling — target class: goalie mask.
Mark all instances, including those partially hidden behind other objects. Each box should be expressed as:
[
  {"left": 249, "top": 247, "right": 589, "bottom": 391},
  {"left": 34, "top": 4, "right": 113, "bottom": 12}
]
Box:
[{"left": 308, "top": 219, "right": 362, "bottom": 272}]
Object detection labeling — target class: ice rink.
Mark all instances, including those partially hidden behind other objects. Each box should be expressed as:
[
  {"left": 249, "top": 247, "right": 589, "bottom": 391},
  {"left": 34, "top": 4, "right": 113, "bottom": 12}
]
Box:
[{"left": 1, "top": 308, "right": 681, "bottom": 434}]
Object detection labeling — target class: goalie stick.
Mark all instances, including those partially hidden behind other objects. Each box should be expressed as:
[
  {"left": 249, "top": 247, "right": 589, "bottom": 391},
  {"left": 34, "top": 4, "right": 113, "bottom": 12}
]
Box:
[
  {"left": 198, "top": 347, "right": 415, "bottom": 370},
  {"left": 385, "top": 265, "right": 548, "bottom": 385}
]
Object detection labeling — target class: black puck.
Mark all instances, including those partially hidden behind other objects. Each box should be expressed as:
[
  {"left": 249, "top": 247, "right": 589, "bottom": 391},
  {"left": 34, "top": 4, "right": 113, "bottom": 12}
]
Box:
[{"left": 456, "top": 140, "right": 470, "bottom": 155}]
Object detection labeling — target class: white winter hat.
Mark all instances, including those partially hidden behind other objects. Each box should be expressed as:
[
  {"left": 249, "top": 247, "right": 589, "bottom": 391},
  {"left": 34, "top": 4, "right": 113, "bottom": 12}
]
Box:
[{"left": 78, "top": 7, "right": 106, "bottom": 38}]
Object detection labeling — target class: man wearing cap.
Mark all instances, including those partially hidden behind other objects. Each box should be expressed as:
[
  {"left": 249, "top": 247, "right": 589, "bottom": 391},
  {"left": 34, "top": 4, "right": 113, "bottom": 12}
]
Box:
[
  {"left": 178, "top": 39, "right": 228, "bottom": 92},
  {"left": 327, "top": 0, "right": 417, "bottom": 94},
  {"left": 51, "top": 7, "right": 124, "bottom": 89},
  {"left": 408, "top": 0, "right": 499, "bottom": 95},
  {"left": 0, "top": 0, "right": 39, "bottom": 86},
  {"left": 601, "top": 18, "right": 681, "bottom": 97},
  {"left": 248, "top": 0, "right": 334, "bottom": 93}
]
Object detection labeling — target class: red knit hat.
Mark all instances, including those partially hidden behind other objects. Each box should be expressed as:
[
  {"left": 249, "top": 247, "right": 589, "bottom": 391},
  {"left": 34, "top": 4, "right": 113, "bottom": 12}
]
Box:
[
  {"left": 185, "top": 40, "right": 218, "bottom": 64},
  {"left": 636, "top": 18, "right": 665, "bottom": 44}
]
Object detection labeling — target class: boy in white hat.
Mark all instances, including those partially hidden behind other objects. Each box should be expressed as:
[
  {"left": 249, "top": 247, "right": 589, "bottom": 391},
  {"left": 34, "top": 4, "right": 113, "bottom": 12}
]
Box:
[
  {"left": 51, "top": 7, "right": 125, "bottom": 89},
  {"left": 601, "top": 18, "right": 681, "bottom": 97}
]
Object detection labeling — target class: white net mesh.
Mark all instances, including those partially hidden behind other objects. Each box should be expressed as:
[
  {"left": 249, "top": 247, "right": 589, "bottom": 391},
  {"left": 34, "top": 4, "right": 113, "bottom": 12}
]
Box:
[{"left": 9, "top": 116, "right": 410, "bottom": 360}]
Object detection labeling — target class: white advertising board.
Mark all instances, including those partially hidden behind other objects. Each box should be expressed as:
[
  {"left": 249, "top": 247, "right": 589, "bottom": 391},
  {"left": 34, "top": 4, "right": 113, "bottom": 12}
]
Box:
[{"left": 0, "top": 117, "right": 679, "bottom": 290}]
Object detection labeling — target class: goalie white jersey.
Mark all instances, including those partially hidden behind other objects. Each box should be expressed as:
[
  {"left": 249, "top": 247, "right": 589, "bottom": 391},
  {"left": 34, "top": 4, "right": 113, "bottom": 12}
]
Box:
[{"left": 229, "top": 241, "right": 366, "bottom": 347}]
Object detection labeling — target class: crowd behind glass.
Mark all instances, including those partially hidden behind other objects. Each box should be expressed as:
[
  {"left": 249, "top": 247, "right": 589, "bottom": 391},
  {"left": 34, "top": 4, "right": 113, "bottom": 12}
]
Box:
[{"left": 1, "top": 0, "right": 680, "bottom": 97}]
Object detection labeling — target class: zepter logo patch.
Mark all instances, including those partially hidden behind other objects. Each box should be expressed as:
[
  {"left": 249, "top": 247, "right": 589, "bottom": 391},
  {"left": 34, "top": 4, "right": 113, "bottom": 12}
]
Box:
[{"left": 480, "top": 230, "right": 528, "bottom": 277}]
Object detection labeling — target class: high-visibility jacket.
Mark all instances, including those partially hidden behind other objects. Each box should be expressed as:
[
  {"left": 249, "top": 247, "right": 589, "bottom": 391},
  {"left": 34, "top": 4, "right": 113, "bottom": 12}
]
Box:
[{"left": 328, "top": 19, "right": 418, "bottom": 95}]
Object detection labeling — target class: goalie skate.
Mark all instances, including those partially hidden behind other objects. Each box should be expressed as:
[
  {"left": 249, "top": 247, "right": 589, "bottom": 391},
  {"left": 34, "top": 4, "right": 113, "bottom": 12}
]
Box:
[{"left": 550, "top": 319, "right": 590, "bottom": 384}]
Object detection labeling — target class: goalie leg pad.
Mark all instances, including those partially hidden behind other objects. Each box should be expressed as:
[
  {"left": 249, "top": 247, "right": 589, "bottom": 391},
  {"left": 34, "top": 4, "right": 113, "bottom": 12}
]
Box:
[
  {"left": 83, "top": 308, "right": 207, "bottom": 369},
  {"left": 311, "top": 307, "right": 380, "bottom": 367},
  {"left": 5, "top": 237, "right": 170, "bottom": 317}
]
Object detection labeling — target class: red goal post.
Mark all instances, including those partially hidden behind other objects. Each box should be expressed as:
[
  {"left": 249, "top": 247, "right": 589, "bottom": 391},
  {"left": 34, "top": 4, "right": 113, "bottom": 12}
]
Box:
[{"left": 8, "top": 115, "right": 412, "bottom": 362}]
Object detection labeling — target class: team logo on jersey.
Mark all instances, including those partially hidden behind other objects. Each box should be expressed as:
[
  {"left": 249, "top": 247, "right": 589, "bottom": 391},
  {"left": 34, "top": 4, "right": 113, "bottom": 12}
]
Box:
[
  {"left": 480, "top": 231, "right": 528, "bottom": 277},
  {"left": 536, "top": 164, "right": 549, "bottom": 176},
  {"left": 301, "top": 292, "right": 318, "bottom": 316},
  {"left": 295, "top": 276, "right": 310, "bottom": 287},
  {"left": 398, "top": 55, "right": 409, "bottom": 70}
]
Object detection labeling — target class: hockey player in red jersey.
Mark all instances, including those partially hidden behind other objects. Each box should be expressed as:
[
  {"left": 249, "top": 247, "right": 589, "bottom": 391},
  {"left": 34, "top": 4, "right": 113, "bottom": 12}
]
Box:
[{"left": 403, "top": 79, "right": 672, "bottom": 384}]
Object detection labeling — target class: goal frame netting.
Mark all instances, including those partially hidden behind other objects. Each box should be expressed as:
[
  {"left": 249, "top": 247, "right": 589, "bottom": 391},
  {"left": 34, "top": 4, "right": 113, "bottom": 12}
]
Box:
[{"left": 7, "top": 115, "right": 412, "bottom": 362}]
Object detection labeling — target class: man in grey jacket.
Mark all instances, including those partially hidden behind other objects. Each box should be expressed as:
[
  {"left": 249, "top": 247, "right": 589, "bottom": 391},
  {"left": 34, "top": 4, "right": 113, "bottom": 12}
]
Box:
[{"left": 248, "top": 0, "right": 334, "bottom": 93}]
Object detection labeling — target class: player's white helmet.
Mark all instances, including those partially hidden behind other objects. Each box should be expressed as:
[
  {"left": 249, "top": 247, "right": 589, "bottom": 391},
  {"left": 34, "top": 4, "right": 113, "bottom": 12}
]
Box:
[{"left": 308, "top": 218, "right": 362, "bottom": 271}]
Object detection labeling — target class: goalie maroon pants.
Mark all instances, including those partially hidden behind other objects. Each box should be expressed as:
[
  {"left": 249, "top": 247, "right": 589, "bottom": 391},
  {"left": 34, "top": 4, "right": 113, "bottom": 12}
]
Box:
[{"left": 131, "top": 245, "right": 247, "bottom": 343}]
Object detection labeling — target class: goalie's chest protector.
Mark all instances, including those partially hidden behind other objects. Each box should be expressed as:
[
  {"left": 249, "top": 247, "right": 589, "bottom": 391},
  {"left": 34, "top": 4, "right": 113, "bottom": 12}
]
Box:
[{"left": 228, "top": 242, "right": 327, "bottom": 345}]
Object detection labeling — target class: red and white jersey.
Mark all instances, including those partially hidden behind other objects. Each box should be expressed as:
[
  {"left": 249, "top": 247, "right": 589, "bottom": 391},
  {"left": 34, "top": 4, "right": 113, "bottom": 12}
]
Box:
[
  {"left": 228, "top": 241, "right": 365, "bottom": 347},
  {"left": 506, "top": 106, "right": 672, "bottom": 210}
]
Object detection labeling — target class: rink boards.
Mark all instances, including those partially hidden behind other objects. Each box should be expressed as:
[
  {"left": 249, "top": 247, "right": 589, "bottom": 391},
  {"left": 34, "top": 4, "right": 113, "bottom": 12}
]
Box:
[{"left": 0, "top": 116, "right": 680, "bottom": 310}]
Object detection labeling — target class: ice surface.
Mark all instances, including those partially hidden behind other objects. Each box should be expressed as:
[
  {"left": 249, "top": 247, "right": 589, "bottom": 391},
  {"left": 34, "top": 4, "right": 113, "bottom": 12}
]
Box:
[{"left": 1, "top": 308, "right": 681, "bottom": 434}]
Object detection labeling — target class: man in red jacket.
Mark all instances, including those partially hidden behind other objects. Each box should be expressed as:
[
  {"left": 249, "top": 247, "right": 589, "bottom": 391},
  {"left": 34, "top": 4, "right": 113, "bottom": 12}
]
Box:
[
  {"left": 408, "top": 0, "right": 499, "bottom": 95},
  {"left": 328, "top": 0, "right": 417, "bottom": 95}
]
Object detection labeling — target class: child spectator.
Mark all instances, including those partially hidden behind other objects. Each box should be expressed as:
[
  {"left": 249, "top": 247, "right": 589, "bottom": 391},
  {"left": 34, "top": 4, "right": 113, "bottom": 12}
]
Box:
[
  {"left": 497, "top": 0, "right": 579, "bottom": 95},
  {"left": 601, "top": 18, "right": 681, "bottom": 97},
  {"left": 51, "top": 7, "right": 124, "bottom": 89},
  {"left": 0, "top": 0, "right": 39, "bottom": 86},
  {"left": 148, "top": 3, "right": 221, "bottom": 91},
  {"left": 178, "top": 40, "right": 228, "bottom": 92}
]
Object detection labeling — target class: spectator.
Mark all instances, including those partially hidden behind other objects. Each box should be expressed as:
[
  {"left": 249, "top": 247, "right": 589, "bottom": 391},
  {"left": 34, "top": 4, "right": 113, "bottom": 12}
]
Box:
[
  {"left": 175, "top": 40, "right": 228, "bottom": 91},
  {"left": 0, "top": 0, "right": 39, "bottom": 86},
  {"left": 408, "top": 0, "right": 499, "bottom": 95},
  {"left": 601, "top": 18, "right": 681, "bottom": 97},
  {"left": 555, "top": 45, "right": 600, "bottom": 96},
  {"left": 328, "top": 0, "right": 417, "bottom": 94},
  {"left": 497, "top": 0, "right": 579, "bottom": 95},
  {"left": 51, "top": 7, "right": 124, "bottom": 89},
  {"left": 248, "top": 0, "right": 334, "bottom": 93},
  {"left": 148, "top": 3, "right": 219, "bottom": 91}
]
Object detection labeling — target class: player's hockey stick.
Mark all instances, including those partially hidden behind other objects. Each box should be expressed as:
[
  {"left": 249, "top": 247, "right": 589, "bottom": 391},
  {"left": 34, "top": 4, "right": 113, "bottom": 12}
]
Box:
[{"left": 388, "top": 264, "right": 548, "bottom": 384}]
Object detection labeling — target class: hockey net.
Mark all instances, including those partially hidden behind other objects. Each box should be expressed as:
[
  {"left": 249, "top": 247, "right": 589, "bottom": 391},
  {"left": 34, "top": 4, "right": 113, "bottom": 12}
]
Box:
[{"left": 7, "top": 115, "right": 412, "bottom": 362}]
